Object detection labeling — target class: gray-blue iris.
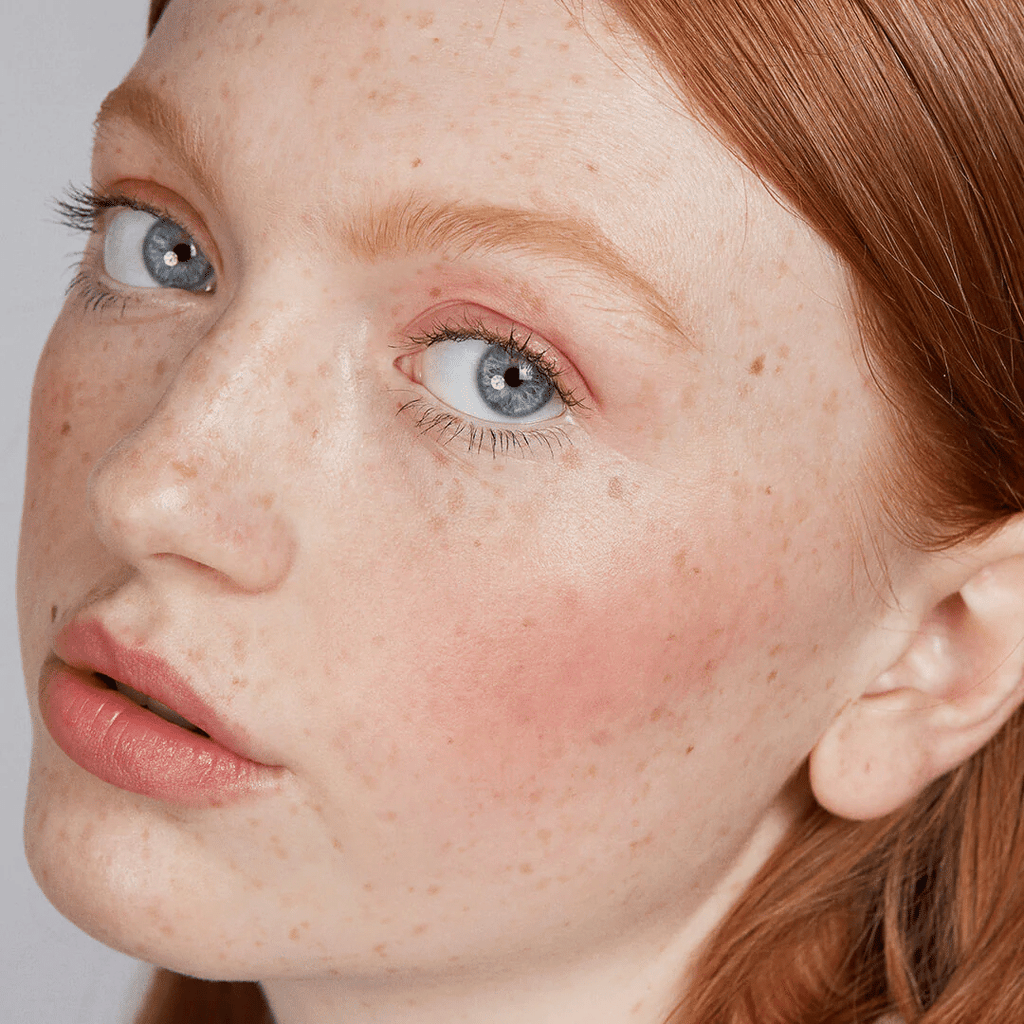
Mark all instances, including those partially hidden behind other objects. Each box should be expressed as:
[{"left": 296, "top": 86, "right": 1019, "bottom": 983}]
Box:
[
  {"left": 142, "top": 218, "right": 214, "bottom": 291},
  {"left": 475, "top": 344, "right": 554, "bottom": 417}
]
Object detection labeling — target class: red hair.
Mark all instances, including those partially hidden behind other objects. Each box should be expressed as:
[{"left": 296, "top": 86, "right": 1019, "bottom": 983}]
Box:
[{"left": 134, "top": 1, "right": 1024, "bottom": 1021}]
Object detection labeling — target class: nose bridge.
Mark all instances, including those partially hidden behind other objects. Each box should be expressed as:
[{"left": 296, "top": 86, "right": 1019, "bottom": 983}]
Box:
[{"left": 87, "top": 300, "right": 305, "bottom": 593}]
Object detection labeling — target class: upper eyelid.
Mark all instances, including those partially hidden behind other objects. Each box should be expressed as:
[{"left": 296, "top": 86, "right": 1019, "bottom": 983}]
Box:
[
  {"left": 399, "top": 314, "right": 587, "bottom": 412},
  {"left": 59, "top": 182, "right": 219, "bottom": 270}
]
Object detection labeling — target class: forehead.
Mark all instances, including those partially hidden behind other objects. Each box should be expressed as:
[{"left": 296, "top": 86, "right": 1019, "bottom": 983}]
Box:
[{"left": 124, "top": 0, "right": 814, "bottom": 320}]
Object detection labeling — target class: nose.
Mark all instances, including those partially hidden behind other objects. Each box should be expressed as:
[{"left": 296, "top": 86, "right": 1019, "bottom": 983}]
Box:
[{"left": 87, "top": 335, "right": 298, "bottom": 594}]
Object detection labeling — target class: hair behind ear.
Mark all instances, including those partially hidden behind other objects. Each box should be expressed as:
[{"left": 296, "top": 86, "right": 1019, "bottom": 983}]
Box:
[
  {"left": 148, "top": 0, "right": 171, "bottom": 35},
  {"left": 134, "top": 969, "right": 273, "bottom": 1024},
  {"left": 671, "top": 719, "right": 1024, "bottom": 1023}
]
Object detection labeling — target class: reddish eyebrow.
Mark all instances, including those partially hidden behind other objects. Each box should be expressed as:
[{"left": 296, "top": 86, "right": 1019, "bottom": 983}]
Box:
[
  {"left": 95, "top": 78, "right": 687, "bottom": 338},
  {"left": 96, "top": 78, "right": 223, "bottom": 209}
]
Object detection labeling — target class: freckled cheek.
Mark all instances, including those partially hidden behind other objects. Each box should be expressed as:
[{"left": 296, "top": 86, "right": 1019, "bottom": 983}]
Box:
[
  {"left": 27, "top": 318, "right": 166, "bottom": 481},
  {"left": 325, "top": 570, "right": 739, "bottom": 826}
]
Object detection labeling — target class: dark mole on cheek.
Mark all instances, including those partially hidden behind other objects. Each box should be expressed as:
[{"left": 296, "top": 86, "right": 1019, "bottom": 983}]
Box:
[
  {"left": 50, "top": 605, "right": 58, "bottom": 623},
  {"left": 59, "top": 421, "right": 71, "bottom": 436},
  {"left": 748, "top": 354, "right": 765, "bottom": 376}
]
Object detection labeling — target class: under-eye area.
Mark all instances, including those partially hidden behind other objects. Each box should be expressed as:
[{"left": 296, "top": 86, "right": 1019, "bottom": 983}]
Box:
[{"left": 396, "top": 396, "right": 572, "bottom": 458}]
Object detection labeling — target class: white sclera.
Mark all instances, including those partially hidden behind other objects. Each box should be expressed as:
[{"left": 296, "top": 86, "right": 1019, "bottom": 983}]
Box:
[
  {"left": 419, "top": 336, "right": 564, "bottom": 424},
  {"left": 102, "top": 208, "right": 163, "bottom": 288}
]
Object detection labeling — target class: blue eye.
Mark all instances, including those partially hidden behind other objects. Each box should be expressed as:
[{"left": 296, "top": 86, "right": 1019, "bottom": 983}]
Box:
[
  {"left": 103, "top": 208, "right": 214, "bottom": 292},
  {"left": 419, "top": 335, "right": 565, "bottom": 423}
]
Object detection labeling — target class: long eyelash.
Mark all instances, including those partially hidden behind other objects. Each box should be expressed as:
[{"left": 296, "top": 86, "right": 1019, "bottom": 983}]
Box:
[
  {"left": 53, "top": 182, "right": 161, "bottom": 234},
  {"left": 409, "top": 319, "right": 584, "bottom": 410},
  {"left": 398, "top": 397, "right": 571, "bottom": 459}
]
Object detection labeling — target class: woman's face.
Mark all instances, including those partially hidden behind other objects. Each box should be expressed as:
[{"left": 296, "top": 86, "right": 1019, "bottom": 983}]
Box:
[{"left": 20, "top": 0, "right": 900, "bottom": 1010}]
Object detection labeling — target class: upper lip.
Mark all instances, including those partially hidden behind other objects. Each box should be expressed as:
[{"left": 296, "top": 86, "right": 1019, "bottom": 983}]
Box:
[{"left": 52, "top": 617, "right": 268, "bottom": 764}]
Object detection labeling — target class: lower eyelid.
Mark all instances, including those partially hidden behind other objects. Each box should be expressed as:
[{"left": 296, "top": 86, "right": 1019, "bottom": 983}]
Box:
[{"left": 396, "top": 397, "right": 574, "bottom": 460}]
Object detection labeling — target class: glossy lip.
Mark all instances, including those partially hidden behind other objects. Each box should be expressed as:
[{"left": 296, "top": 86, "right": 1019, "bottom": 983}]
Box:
[{"left": 40, "top": 618, "right": 282, "bottom": 805}]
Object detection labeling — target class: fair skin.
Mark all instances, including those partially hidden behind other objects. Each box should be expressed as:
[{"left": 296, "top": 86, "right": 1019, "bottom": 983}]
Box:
[{"left": 19, "top": 2, "right": 1024, "bottom": 1023}]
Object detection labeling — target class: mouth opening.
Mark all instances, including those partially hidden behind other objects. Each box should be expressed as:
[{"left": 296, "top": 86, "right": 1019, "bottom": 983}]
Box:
[{"left": 98, "top": 673, "right": 210, "bottom": 738}]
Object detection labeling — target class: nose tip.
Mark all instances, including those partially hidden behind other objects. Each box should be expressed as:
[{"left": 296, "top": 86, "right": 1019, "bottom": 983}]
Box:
[{"left": 87, "top": 439, "right": 296, "bottom": 594}]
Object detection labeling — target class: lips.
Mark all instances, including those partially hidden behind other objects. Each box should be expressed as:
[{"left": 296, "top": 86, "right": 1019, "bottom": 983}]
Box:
[
  {"left": 39, "top": 619, "right": 281, "bottom": 806},
  {"left": 99, "top": 673, "right": 209, "bottom": 736}
]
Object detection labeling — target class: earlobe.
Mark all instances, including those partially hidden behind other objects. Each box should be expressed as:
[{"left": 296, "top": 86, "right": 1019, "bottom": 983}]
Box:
[{"left": 809, "top": 531, "right": 1024, "bottom": 821}]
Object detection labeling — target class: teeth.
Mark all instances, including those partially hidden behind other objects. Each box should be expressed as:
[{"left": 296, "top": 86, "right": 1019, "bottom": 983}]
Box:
[{"left": 112, "top": 679, "right": 208, "bottom": 736}]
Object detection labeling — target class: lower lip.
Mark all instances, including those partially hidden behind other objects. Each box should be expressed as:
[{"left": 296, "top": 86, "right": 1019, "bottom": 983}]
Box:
[{"left": 40, "top": 663, "right": 275, "bottom": 806}]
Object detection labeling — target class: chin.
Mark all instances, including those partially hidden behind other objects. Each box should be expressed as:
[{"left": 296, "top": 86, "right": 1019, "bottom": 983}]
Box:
[{"left": 23, "top": 741, "right": 264, "bottom": 980}]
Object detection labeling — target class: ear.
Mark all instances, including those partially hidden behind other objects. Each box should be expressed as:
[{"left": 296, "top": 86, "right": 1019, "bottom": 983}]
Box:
[{"left": 809, "top": 518, "right": 1024, "bottom": 821}]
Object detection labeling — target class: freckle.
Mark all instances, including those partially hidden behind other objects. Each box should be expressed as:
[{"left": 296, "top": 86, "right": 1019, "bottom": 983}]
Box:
[
  {"left": 411, "top": 157, "right": 422, "bottom": 167},
  {"left": 289, "top": 927, "right": 300, "bottom": 941},
  {"left": 50, "top": 604, "right": 58, "bottom": 622},
  {"left": 231, "top": 676, "right": 247, "bottom": 688},
  {"left": 374, "top": 943, "right": 388, "bottom": 957},
  {"left": 649, "top": 705, "right": 667, "bottom": 722},
  {"left": 309, "top": 72, "right": 324, "bottom": 90},
  {"left": 363, "top": 882, "right": 375, "bottom": 892},
  {"left": 686, "top": 744, "right": 695, "bottom": 754},
  {"left": 748, "top": 354, "right": 765, "bottom": 375},
  {"left": 509, "top": 45, "right": 522, "bottom": 57},
  {"left": 768, "top": 644, "right": 782, "bottom": 656},
  {"left": 60, "top": 421, "right": 71, "bottom": 436},
  {"left": 417, "top": 12, "right": 434, "bottom": 28},
  {"left": 521, "top": 617, "right": 535, "bottom": 629},
  {"left": 767, "top": 670, "right": 778, "bottom": 682},
  {"left": 171, "top": 460, "right": 198, "bottom": 479},
  {"left": 80, "top": 451, "right": 92, "bottom": 465},
  {"left": 518, "top": 862, "right": 535, "bottom": 874},
  {"left": 585, "top": 162, "right": 598, "bottom": 174},
  {"left": 607, "top": 476, "right": 624, "bottom": 499},
  {"left": 671, "top": 548, "right": 687, "bottom": 571},
  {"left": 528, "top": 789, "right": 543, "bottom": 803},
  {"left": 413, "top": 923, "right": 428, "bottom": 934},
  {"left": 629, "top": 832, "right": 653, "bottom": 852},
  {"left": 570, "top": 73, "right": 585, "bottom": 84}
]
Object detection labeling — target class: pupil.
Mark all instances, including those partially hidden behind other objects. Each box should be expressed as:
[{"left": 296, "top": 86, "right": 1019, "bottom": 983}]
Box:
[
  {"left": 504, "top": 366, "right": 522, "bottom": 388},
  {"left": 172, "top": 242, "right": 193, "bottom": 263}
]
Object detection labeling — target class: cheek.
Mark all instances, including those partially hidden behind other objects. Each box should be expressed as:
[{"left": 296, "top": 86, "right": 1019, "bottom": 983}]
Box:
[
  {"left": 297, "top": 501, "right": 772, "bottom": 838},
  {"left": 285, "top": 437, "right": 863, "bottom": 873}
]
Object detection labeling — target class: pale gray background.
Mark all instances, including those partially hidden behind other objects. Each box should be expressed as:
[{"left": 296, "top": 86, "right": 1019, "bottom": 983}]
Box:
[{"left": 3, "top": 2, "right": 158, "bottom": 1021}]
